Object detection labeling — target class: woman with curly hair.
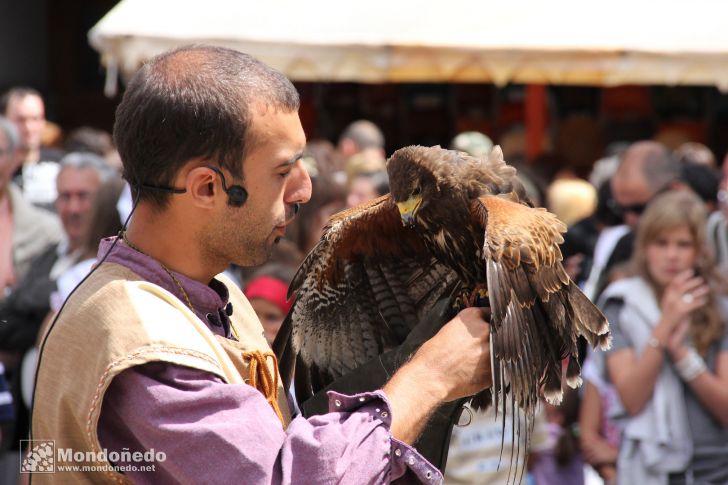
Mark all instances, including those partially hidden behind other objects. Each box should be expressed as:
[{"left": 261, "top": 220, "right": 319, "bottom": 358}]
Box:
[{"left": 603, "top": 190, "right": 728, "bottom": 484}]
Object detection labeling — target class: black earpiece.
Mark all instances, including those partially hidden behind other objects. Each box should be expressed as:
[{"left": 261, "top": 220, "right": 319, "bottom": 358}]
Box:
[
  {"left": 207, "top": 166, "right": 248, "bottom": 207},
  {"left": 137, "top": 167, "right": 247, "bottom": 207}
]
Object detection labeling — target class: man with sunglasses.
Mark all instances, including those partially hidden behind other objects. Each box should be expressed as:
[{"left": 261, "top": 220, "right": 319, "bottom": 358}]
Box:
[
  {"left": 611, "top": 141, "right": 681, "bottom": 230},
  {"left": 587, "top": 141, "right": 684, "bottom": 298}
]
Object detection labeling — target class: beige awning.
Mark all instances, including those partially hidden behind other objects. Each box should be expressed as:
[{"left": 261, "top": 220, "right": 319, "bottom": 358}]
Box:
[{"left": 89, "top": 0, "right": 728, "bottom": 93}]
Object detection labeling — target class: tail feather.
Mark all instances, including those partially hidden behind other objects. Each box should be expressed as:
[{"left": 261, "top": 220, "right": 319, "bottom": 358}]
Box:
[
  {"left": 565, "top": 355, "right": 582, "bottom": 389},
  {"left": 567, "top": 283, "right": 609, "bottom": 349},
  {"left": 542, "top": 362, "right": 563, "bottom": 405}
]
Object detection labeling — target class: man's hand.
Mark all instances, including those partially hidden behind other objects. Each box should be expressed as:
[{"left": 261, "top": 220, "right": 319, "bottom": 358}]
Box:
[
  {"left": 410, "top": 307, "right": 492, "bottom": 401},
  {"left": 383, "top": 307, "right": 491, "bottom": 444}
]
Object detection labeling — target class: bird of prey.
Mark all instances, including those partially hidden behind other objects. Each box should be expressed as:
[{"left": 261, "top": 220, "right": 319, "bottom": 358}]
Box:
[{"left": 277, "top": 145, "right": 609, "bottom": 466}]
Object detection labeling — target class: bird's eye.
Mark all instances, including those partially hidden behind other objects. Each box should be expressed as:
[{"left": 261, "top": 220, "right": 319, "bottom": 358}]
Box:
[{"left": 412, "top": 186, "right": 421, "bottom": 197}]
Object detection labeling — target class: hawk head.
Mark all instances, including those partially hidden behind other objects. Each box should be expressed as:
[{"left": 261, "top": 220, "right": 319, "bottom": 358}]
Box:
[{"left": 387, "top": 145, "right": 472, "bottom": 228}]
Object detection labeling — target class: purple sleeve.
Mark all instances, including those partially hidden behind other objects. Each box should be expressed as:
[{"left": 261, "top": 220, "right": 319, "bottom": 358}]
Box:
[{"left": 97, "top": 362, "right": 442, "bottom": 484}]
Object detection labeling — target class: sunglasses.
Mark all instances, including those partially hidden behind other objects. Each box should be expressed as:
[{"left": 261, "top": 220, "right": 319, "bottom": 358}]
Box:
[
  {"left": 608, "top": 185, "right": 673, "bottom": 218},
  {"left": 606, "top": 198, "right": 647, "bottom": 217},
  {"left": 618, "top": 202, "right": 648, "bottom": 216}
]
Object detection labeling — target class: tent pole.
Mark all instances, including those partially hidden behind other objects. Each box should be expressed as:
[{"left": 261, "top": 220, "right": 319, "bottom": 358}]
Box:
[{"left": 525, "top": 84, "right": 546, "bottom": 161}]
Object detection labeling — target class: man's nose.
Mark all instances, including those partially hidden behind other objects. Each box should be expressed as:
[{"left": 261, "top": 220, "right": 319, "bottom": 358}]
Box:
[
  {"left": 68, "top": 195, "right": 86, "bottom": 214},
  {"left": 285, "top": 160, "right": 312, "bottom": 205}
]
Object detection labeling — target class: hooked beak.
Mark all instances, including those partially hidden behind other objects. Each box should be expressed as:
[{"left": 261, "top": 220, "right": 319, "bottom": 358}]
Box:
[{"left": 396, "top": 196, "right": 423, "bottom": 227}]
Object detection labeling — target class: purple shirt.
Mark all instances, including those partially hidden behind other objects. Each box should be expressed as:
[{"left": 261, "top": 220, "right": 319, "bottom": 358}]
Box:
[{"left": 96, "top": 237, "right": 441, "bottom": 484}]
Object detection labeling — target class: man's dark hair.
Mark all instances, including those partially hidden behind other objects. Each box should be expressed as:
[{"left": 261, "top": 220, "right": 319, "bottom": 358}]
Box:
[
  {"left": 0, "top": 87, "right": 43, "bottom": 115},
  {"left": 113, "top": 45, "right": 300, "bottom": 207}
]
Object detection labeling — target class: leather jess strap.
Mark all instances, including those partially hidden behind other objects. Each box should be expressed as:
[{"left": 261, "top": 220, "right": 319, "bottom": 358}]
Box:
[{"left": 242, "top": 350, "right": 285, "bottom": 427}]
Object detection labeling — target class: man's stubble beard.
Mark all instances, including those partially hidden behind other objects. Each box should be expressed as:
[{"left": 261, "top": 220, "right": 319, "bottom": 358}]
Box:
[{"left": 201, "top": 207, "right": 274, "bottom": 269}]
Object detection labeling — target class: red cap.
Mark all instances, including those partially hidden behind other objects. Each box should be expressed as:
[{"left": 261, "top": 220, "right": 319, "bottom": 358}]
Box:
[{"left": 243, "top": 276, "right": 293, "bottom": 314}]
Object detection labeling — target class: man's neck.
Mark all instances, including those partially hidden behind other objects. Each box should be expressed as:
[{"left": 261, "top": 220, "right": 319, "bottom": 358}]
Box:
[
  {"left": 66, "top": 239, "right": 81, "bottom": 256},
  {"left": 15, "top": 147, "right": 39, "bottom": 168},
  {"left": 125, "top": 206, "right": 221, "bottom": 285}
]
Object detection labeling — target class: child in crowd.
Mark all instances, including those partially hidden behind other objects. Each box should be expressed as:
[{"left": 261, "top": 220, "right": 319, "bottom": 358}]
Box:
[
  {"left": 530, "top": 389, "right": 585, "bottom": 485},
  {"left": 243, "top": 264, "right": 296, "bottom": 346},
  {"left": 579, "top": 350, "right": 621, "bottom": 484}
]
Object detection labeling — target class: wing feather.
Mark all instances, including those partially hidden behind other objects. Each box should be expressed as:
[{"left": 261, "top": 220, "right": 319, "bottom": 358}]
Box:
[
  {"left": 472, "top": 195, "right": 609, "bottom": 414},
  {"left": 283, "top": 194, "right": 457, "bottom": 403}
]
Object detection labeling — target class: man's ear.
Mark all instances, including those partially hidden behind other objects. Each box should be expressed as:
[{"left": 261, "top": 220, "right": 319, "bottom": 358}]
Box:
[{"left": 184, "top": 166, "right": 219, "bottom": 208}]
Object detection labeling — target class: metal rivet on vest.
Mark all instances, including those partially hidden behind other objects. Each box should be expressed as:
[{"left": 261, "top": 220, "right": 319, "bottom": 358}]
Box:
[
  {"left": 334, "top": 399, "right": 342, "bottom": 407},
  {"left": 394, "top": 448, "right": 402, "bottom": 457},
  {"left": 426, "top": 471, "right": 433, "bottom": 480},
  {"left": 381, "top": 411, "right": 388, "bottom": 418},
  {"left": 408, "top": 456, "right": 415, "bottom": 466},
  {"left": 359, "top": 396, "right": 366, "bottom": 402},
  {"left": 375, "top": 408, "right": 381, "bottom": 413}
]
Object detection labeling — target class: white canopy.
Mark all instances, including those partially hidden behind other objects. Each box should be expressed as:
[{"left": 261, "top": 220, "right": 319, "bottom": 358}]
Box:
[{"left": 90, "top": 0, "right": 728, "bottom": 92}]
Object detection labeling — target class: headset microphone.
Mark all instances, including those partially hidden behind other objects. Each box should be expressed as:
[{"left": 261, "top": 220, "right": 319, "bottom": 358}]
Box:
[
  {"left": 206, "top": 166, "right": 248, "bottom": 207},
  {"left": 139, "top": 166, "right": 248, "bottom": 207}
]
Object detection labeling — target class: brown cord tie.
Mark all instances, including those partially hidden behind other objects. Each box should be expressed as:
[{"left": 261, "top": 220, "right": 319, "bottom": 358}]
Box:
[{"left": 242, "top": 350, "right": 285, "bottom": 427}]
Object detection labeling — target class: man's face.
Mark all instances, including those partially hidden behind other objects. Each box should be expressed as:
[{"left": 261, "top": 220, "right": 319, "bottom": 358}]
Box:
[
  {"left": 5, "top": 94, "right": 45, "bottom": 152},
  {"left": 203, "top": 107, "right": 311, "bottom": 267},
  {"left": 55, "top": 167, "right": 101, "bottom": 250},
  {"left": 611, "top": 168, "right": 653, "bottom": 229}
]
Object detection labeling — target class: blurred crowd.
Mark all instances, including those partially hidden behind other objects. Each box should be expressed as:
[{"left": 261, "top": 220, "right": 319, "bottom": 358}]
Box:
[{"left": 1, "top": 85, "right": 728, "bottom": 485}]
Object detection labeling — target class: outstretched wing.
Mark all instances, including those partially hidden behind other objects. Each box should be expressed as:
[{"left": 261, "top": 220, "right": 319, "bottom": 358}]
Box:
[
  {"left": 472, "top": 195, "right": 610, "bottom": 412},
  {"left": 281, "top": 195, "right": 457, "bottom": 404},
  {"left": 469, "top": 194, "right": 609, "bottom": 484}
]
